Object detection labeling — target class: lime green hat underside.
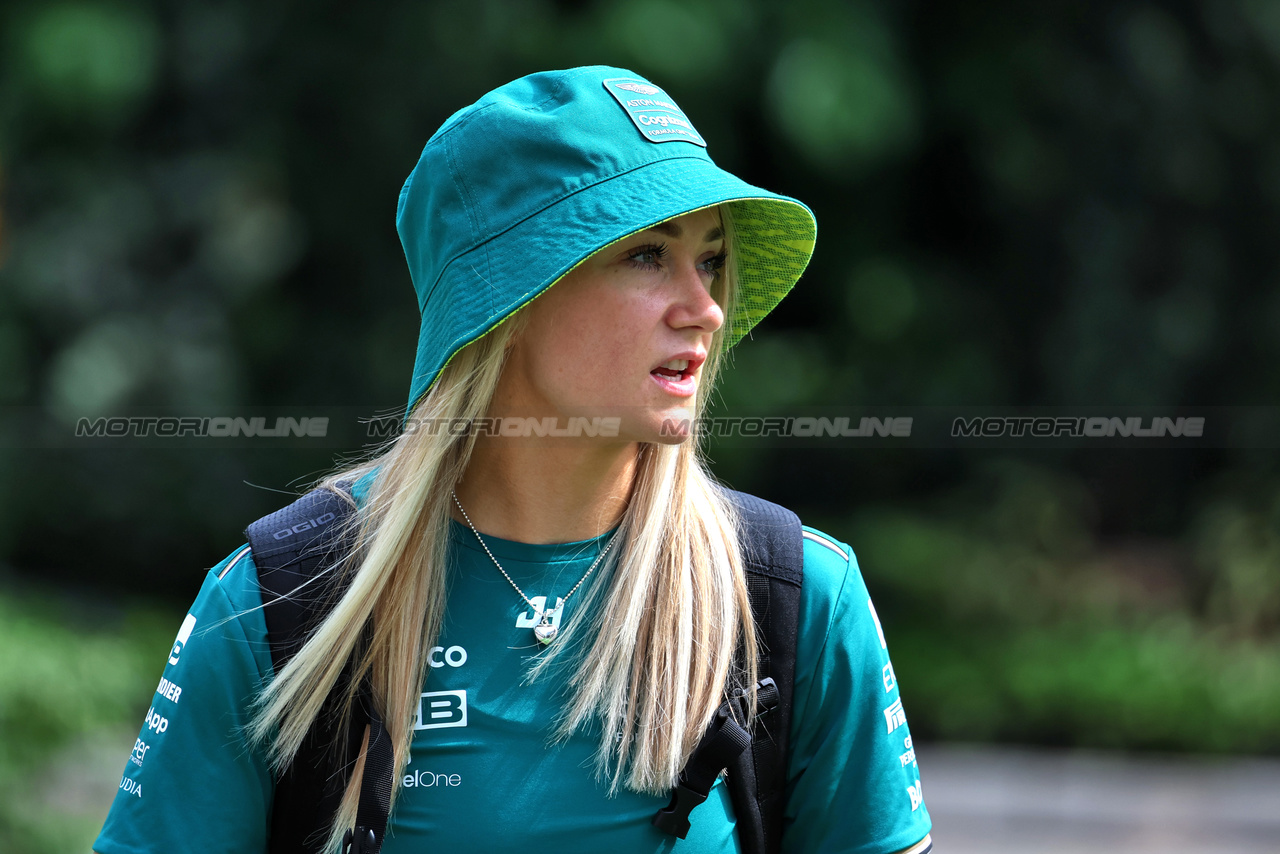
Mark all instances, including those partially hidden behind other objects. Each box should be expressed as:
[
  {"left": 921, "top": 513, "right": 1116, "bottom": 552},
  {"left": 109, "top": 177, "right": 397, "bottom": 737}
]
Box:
[{"left": 409, "top": 195, "right": 816, "bottom": 417}]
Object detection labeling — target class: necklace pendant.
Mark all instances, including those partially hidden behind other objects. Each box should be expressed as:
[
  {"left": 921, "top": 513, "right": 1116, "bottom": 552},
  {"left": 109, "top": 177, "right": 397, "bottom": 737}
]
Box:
[
  {"left": 519, "top": 598, "right": 563, "bottom": 645},
  {"left": 533, "top": 621, "right": 558, "bottom": 644}
]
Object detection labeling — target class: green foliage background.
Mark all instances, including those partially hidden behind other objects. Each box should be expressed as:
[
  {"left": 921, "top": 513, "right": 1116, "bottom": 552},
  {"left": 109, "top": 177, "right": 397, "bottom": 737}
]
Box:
[{"left": 1, "top": 0, "right": 1279, "bottom": 850}]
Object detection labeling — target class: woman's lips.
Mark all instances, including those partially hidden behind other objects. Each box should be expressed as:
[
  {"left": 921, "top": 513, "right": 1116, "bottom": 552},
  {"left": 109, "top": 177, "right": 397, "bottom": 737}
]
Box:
[
  {"left": 650, "top": 354, "right": 703, "bottom": 397},
  {"left": 650, "top": 369, "right": 698, "bottom": 397}
]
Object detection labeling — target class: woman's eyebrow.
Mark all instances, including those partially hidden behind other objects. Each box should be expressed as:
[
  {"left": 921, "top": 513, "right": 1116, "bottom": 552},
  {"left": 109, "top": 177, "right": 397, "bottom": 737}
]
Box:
[{"left": 644, "top": 222, "right": 725, "bottom": 243}]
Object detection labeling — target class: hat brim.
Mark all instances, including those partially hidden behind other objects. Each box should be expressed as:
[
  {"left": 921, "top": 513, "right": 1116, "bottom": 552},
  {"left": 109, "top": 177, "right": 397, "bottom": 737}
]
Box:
[{"left": 406, "top": 154, "right": 816, "bottom": 416}]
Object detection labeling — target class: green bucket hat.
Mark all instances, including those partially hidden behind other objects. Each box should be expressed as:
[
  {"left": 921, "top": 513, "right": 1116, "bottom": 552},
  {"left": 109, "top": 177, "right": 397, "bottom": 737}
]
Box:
[{"left": 396, "top": 65, "right": 817, "bottom": 417}]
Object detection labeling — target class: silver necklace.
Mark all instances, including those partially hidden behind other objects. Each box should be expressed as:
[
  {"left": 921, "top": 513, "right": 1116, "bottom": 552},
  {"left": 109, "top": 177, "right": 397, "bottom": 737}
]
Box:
[{"left": 451, "top": 491, "right": 617, "bottom": 645}]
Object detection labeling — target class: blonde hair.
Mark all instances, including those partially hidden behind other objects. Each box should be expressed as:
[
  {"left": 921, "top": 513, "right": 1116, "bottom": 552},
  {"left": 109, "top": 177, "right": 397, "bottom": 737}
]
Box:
[{"left": 249, "top": 205, "right": 754, "bottom": 852}]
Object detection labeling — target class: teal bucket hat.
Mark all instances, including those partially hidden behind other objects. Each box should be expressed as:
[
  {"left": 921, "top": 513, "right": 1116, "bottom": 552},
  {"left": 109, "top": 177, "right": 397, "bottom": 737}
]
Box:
[{"left": 396, "top": 65, "right": 817, "bottom": 417}]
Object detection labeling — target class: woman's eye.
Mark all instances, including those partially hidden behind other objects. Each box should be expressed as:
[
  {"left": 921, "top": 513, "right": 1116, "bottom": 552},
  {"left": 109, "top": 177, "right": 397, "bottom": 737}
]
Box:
[
  {"left": 698, "top": 251, "right": 727, "bottom": 278},
  {"left": 626, "top": 242, "right": 668, "bottom": 269}
]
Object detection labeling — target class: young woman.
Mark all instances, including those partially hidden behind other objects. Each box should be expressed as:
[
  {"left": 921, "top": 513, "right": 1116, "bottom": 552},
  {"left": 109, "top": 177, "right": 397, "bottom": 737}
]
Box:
[{"left": 95, "top": 66, "right": 932, "bottom": 854}]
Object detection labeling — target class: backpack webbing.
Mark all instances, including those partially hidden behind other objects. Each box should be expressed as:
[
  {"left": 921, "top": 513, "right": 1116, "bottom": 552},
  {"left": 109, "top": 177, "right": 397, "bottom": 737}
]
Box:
[
  {"left": 247, "top": 485, "right": 366, "bottom": 854},
  {"left": 725, "top": 490, "right": 803, "bottom": 854},
  {"left": 247, "top": 486, "right": 802, "bottom": 854}
]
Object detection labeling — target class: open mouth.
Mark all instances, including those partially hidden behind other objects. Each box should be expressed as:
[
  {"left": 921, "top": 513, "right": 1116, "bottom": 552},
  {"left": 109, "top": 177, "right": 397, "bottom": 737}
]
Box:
[
  {"left": 650, "top": 355, "right": 705, "bottom": 397},
  {"left": 651, "top": 358, "right": 694, "bottom": 382}
]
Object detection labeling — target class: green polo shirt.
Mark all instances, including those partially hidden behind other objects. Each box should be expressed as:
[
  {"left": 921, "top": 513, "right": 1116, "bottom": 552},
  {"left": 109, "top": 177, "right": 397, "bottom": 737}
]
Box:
[{"left": 95, "top": 507, "right": 930, "bottom": 853}]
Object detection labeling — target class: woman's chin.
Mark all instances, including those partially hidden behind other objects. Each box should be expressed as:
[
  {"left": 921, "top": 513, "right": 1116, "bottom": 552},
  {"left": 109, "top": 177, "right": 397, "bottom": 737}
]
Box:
[{"left": 634, "top": 404, "right": 701, "bottom": 445}]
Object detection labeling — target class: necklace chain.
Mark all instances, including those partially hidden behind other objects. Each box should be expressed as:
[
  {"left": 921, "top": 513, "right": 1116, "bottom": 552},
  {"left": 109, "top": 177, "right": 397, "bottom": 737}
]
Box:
[{"left": 451, "top": 491, "right": 617, "bottom": 640}]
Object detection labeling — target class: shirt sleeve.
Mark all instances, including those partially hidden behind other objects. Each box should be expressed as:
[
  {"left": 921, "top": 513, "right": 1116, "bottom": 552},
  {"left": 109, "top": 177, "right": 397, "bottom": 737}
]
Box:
[
  {"left": 781, "top": 527, "right": 932, "bottom": 854},
  {"left": 94, "top": 546, "right": 277, "bottom": 854}
]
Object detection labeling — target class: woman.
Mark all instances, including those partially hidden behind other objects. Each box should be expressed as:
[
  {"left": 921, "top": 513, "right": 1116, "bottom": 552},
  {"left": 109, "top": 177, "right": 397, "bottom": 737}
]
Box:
[{"left": 95, "top": 66, "right": 932, "bottom": 854}]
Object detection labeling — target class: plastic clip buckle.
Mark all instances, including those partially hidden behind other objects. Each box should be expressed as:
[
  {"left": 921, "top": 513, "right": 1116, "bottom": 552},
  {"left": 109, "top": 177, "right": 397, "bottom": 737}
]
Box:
[
  {"left": 342, "top": 826, "right": 377, "bottom": 854},
  {"left": 652, "top": 781, "right": 709, "bottom": 839}
]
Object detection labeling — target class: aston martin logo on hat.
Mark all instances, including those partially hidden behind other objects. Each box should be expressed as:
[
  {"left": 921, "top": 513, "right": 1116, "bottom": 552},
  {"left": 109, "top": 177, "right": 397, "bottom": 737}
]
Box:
[
  {"left": 603, "top": 77, "right": 707, "bottom": 148},
  {"left": 614, "top": 81, "right": 661, "bottom": 95}
]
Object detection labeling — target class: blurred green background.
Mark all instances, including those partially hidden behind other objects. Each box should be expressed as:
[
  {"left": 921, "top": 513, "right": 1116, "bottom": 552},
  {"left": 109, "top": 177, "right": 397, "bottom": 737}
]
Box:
[{"left": 2, "top": 0, "right": 1279, "bottom": 850}]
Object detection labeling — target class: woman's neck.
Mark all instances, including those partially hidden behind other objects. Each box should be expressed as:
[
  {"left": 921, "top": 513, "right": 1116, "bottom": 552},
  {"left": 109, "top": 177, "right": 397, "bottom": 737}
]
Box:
[{"left": 452, "top": 438, "right": 638, "bottom": 544}]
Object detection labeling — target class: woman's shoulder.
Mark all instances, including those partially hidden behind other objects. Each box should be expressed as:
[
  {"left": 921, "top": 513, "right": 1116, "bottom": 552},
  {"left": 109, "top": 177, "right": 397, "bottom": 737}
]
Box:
[
  {"left": 725, "top": 487, "right": 867, "bottom": 608},
  {"left": 207, "top": 543, "right": 266, "bottom": 615},
  {"left": 799, "top": 525, "right": 859, "bottom": 582},
  {"left": 168, "top": 544, "right": 273, "bottom": 678},
  {"left": 797, "top": 523, "right": 873, "bottom": 628}
]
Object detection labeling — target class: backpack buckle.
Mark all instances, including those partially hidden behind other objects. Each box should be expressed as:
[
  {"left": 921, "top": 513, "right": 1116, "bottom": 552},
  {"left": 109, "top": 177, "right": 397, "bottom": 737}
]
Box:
[
  {"left": 652, "top": 780, "right": 708, "bottom": 839},
  {"left": 728, "top": 676, "right": 780, "bottom": 723},
  {"left": 342, "top": 826, "right": 378, "bottom": 854}
]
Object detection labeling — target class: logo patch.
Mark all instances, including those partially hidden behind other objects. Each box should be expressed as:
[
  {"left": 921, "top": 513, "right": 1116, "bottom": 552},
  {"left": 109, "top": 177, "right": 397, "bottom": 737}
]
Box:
[
  {"left": 168, "top": 613, "right": 197, "bottom": 665},
  {"left": 602, "top": 78, "right": 707, "bottom": 147},
  {"left": 908, "top": 778, "right": 924, "bottom": 811},
  {"left": 413, "top": 690, "right": 468, "bottom": 730},
  {"left": 130, "top": 738, "right": 150, "bottom": 767},
  {"left": 614, "top": 81, "right": 661, "bottom": 96},
  {"left": 867, "top": 598, "right": 887, "bottom": 650},
  {"left": 516, "top": 596, "right": 563, "bottom": 633},
  {"left": 883, "top": 698, "right": 907, "bottom": 734},
  {"left": 156, "top": 676, "right": 183, "bottom": 704},
  {"left": 144, "top": 707, "right": 169, "bottom": 735}
]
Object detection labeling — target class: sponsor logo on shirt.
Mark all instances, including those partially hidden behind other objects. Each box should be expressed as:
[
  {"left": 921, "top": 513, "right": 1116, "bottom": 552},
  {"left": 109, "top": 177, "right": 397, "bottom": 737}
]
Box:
[
  {"left": 427, "top": 645, "right": 468, "bottom": 668},
  {"left": 883, "top": 698, "right": 907, "bottom": 734},
  {"left": 144, "top": 707, "right": 169, "bottom": 735},
  {"left": 130, "top": 738, "right": 150, "bottom": 767},
  {"left": 900, "top": 734, "right": 916, "bottom": 767},
  {"left": 908, "top": 778, "right": 924, "bottom": 811},
  {"left": 119, "top": 775, "right": 142, "bottom": 798},
  {"left": 156, "top": 676, "right": 183, "bottom": 704},
  {"left": 413, "top": 690, "right": 468, "bottom": 730},
  {"left": 515, "top": 597, "right": 562, "bottom": 632},
  {"left": 882, "top": 662, "right": 896, "bottom": 693},
  {"left": 168, "top": 614, "right": 197, "bottom": 665},
  {"left": 867, "top": 599, "right": 887, "bottom": 650},
  {"left": 402, "top": 754, "right": 462, "bottom": 788},
  {"left": 403, "top": 769, "right": 462, "bottom": 788}
]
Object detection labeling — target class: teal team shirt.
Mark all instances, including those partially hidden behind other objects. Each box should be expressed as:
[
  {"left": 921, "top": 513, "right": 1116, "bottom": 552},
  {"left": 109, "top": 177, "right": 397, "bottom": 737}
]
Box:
[{"left": 95, "top": 514, "right": 931, "bottom": 854}]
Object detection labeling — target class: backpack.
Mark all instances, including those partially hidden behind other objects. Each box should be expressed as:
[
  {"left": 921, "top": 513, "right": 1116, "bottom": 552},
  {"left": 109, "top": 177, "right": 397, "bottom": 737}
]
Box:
[{"left": 246, "top": 486, "right": 803, "bottom": 854}]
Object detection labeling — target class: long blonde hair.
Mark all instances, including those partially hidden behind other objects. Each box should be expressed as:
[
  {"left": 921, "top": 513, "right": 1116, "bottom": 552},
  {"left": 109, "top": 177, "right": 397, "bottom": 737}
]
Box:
[{"left": 249, "top": 206, "right": 754, "bottom": 852}]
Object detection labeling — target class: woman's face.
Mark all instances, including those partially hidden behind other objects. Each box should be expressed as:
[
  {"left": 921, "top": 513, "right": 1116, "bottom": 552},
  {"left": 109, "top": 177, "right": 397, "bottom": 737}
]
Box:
[{"left": 495, "top": 206, "right": 727, "bottom": 444}]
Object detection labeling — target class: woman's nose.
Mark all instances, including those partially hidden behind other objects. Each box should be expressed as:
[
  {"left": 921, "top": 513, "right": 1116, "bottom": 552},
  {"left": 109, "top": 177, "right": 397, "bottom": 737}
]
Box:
[{"left": 666, "top": 263, "right": 725, "bottom": 333}]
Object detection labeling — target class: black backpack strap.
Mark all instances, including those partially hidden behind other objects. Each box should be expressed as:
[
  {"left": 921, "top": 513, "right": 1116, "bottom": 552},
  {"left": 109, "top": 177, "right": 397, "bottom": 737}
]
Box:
[
  {"left": 651, "top": 677, "right": 781, "bottom": 840},
  {"left": 652, "top": 692, "right": 755, "bottom": 839},
  {"left": 248, "top": 484, "right": 358, "bottom": 677},
  {"left": 652, "top": 490, "right": 803, "bottom": 854},
  {"left": 726, "top": 489, "right": 803, "bottom": 854},
  {"left": 246, "top": 484, "right": 378, "bottom": 854},
  {"left": 340, "top": 685, "right": 395, "bottom": 854}
]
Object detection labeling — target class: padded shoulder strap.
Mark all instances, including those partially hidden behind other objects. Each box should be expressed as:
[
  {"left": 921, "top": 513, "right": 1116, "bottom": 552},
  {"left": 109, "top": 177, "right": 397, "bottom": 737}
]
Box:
[
  {"left": 246, "top": 484, "right": 358, "bottom": 676},
  {"left": 724, "top": 489, "right": 803, "bottom": 854},
  {"left": 246, "top": 484, "right": 361, "bottom": 854}
]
